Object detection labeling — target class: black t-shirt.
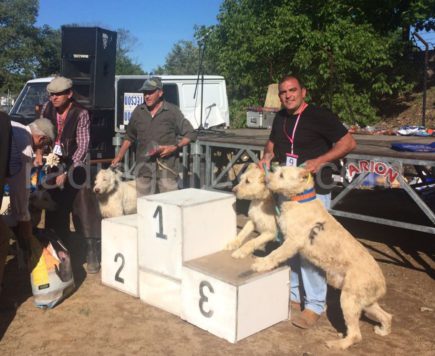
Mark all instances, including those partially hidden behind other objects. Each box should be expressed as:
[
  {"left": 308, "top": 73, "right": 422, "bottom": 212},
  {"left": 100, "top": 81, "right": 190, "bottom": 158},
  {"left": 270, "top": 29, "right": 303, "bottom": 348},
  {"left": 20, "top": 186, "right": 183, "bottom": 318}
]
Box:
[{"left": 269, "top": 105, "right": 348, "bottom": 194}]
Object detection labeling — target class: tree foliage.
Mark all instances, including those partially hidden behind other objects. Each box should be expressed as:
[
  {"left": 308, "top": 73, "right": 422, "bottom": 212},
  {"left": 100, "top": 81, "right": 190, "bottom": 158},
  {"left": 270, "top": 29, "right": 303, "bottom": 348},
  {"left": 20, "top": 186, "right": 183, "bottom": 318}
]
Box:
[
  {"left": 0, "top": 0, "right": 40, "bottom": 93},
  {"left": 115, "top": 28, "right": 146, "bottom": 75},
  {"left": 154, "top": 36, "right": 216, "bottom": 75},
  {"left": 202, "top": 0, "right": 435, "bottom": 127},
  {"left": 0, "top": 1, "right": 145, "bottom": 94}
]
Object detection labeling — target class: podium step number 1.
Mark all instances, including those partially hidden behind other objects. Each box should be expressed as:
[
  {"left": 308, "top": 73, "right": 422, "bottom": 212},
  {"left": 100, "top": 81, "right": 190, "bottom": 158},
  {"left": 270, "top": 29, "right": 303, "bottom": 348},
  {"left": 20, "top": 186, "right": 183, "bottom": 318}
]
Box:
[{"left": 137, "top": 188, "right": 237, "bottom": 280}]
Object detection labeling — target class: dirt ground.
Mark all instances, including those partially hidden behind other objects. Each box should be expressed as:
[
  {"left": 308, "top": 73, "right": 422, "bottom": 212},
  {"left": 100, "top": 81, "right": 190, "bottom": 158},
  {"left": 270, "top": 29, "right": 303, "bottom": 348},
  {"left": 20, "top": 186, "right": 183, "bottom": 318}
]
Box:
[{"left": 0, "top": 189, "right": 434, "bottom": 356}]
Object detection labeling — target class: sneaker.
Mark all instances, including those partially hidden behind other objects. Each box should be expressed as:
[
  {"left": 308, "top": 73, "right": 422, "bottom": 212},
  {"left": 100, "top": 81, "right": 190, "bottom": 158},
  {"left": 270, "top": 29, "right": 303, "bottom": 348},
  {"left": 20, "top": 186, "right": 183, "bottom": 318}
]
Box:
[{"left": 292, "top": 308, "right": 322, "bottom": 329}]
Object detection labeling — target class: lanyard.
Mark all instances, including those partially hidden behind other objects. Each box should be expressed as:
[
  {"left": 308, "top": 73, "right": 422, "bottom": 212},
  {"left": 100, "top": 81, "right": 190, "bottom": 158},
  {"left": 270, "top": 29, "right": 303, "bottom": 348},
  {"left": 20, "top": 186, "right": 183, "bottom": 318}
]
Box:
[
  {"left": 55, "top": 109, "right": 69, "bottom": 144},
  {"left": 283, "top": 102, "right": 308, "bottom": 155}
]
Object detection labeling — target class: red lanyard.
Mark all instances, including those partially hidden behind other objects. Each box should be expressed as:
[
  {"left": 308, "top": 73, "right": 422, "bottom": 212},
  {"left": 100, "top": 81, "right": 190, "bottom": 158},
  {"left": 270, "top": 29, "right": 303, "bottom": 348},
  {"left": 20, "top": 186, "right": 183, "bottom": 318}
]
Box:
[
  {"left": 55, "top": 110, "right": 69, "bottom": 144},
  {"left": 283, "top": 102, "right": 308, "bottom": 155}
]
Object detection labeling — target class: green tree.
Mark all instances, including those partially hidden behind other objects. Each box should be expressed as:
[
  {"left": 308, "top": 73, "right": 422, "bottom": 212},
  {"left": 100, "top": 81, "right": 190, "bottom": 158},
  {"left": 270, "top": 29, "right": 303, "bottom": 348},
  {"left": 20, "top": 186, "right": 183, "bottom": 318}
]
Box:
[
  {"left": 0, "top": 0, "right": 40, "bottom": 93},
  {"left": 35, "top": 25, "right": 61, "bottom": 77},
  {"left": 115, "top": 28, "right": 146, "bottom": 75},
  {"left": 204, "top": 0, "right": 435, "bottom": 127},
  {"left": 155, "top": 34, "right": 217, "bottom": 75},
  {"left": 155, "top": 40, "right": 199, "bottom": 75}
]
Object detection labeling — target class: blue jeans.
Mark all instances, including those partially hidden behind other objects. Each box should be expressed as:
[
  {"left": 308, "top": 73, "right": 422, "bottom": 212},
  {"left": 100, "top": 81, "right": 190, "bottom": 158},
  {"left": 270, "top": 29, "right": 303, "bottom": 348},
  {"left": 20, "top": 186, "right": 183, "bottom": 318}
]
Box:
[{"left": 289, "top": 193, "right": 330, "bottom": 314}]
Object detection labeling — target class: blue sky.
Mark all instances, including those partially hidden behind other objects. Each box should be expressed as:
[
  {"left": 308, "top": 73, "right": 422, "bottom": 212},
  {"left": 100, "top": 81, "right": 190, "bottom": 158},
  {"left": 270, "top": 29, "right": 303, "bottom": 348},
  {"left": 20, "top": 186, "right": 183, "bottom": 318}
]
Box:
[
  {"left": 37, "top": 1, "right": 434, "bottom": 73},
  {"left": 36, "top": 0, "right": 222, "bottom": 72}
]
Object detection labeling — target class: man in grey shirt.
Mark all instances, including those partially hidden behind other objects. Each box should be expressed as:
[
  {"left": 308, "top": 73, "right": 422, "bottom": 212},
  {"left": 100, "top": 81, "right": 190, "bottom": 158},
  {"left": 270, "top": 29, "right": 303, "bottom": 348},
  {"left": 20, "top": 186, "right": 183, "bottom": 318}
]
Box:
[{"left": 112, "top": 77, "right": 197, "bottom": 195}]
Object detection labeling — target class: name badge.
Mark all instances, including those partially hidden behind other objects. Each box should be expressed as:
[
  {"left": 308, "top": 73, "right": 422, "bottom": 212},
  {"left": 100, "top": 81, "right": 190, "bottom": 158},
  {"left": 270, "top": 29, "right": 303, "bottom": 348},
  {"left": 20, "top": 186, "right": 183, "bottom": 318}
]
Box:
[
  {"left": 53, "top": 144, "right": 63, "bottom": 156},
  {"left": 286, "top": 153, "right": 298, "bottom": 167}
]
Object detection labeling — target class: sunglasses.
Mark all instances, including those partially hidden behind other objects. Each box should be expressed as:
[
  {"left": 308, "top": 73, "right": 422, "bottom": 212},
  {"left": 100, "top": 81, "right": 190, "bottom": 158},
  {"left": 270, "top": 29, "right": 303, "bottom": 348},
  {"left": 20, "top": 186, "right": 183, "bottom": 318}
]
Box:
[{"left": 49, "top": 90, "right": 70, "bottom": 97}]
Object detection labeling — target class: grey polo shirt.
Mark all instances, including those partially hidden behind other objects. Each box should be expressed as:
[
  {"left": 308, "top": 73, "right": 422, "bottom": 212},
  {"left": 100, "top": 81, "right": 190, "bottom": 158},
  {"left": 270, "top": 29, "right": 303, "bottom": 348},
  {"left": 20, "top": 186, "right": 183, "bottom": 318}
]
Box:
[{"left": 126, "top": 100, "right": 197, "bottom": 178}]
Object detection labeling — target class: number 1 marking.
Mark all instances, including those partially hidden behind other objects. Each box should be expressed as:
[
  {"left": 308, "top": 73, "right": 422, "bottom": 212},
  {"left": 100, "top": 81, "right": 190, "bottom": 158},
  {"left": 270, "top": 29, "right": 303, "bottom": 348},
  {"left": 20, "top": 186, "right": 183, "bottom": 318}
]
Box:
[{"left": 153, "top": 205, "right": 167, "bottom": 239}]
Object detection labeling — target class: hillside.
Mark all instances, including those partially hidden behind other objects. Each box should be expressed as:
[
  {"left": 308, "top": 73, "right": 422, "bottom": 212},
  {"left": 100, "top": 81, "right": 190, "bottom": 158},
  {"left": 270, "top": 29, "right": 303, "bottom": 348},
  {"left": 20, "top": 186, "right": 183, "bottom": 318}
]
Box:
[{"left": 379, "top": 85, "right": 435, "bottom": 130}]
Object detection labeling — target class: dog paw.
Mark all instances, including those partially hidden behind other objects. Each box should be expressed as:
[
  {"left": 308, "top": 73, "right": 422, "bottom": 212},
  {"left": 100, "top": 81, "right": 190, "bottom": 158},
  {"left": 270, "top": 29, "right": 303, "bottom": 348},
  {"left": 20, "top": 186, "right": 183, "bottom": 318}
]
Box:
[
  {"left": 374, "top": 325, "right": 391, "bottom": 336},
  {"left": 231, "top": 248, "right": 249, "bottom": 259},
  {"left": 325, "top": 339, "right": 347, "bottom": 350},
  {"left": 225, "top": 239, "right": 241, "bottom": 250},
  {"left": 251, "top": 258, "right": 276, "bottom": 272}
]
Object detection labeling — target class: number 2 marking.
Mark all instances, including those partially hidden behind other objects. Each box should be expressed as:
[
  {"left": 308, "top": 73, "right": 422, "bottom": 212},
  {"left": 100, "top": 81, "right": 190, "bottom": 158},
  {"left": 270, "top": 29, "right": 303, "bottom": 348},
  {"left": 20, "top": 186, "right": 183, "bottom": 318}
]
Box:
[
  {"left": 199, "top": 280, "right": 214, "bottom": 318},
  {"left": 153, "top": 205, "right": 167, "bottom": 239},
  {"left": 114, "top": 253, "right": 125, "bottom": 284}
]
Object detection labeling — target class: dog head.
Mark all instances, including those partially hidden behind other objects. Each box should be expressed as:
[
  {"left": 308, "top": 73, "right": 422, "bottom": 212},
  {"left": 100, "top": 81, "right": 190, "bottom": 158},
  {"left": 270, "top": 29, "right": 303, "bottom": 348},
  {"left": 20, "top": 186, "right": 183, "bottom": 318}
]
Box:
[
  {"left": 232, "top": 164, "right": 272, "bottom": 200},
  {"left": 267, "top": 166, "right": 313, "bottom": 196},
  {"left": 93, "top": 168, "right": 122, "bottom": 196},
  {"left": 29, "top": 189, "right": 57, "bottom": 211}
]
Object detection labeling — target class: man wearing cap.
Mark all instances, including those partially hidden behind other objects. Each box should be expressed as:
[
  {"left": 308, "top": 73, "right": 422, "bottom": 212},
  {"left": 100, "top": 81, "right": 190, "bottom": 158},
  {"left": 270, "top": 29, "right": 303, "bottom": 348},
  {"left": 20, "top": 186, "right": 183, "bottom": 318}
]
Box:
[
  {"left": 1, "top": 114, "right": 55, "bottom": 258},
  {"left": 41, "top": 76, "right": 99, "bottom": 273},
  {"left": 112, "top": 77, "right": 197, "bottom": 195}
]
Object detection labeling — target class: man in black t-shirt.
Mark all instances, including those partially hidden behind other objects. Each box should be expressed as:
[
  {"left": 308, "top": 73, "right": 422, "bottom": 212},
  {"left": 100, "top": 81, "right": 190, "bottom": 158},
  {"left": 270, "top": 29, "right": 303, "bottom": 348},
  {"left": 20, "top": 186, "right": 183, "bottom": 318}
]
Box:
[{"left": 259, "top": 75, "right": 356, "bottom": 329}]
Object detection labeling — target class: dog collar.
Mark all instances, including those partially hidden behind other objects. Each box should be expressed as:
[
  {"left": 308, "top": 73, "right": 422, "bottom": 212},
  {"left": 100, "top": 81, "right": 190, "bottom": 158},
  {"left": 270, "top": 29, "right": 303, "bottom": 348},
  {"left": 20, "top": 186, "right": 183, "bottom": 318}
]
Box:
[{"left": 291, "top": 188, "right": 316, "bottom": 203}]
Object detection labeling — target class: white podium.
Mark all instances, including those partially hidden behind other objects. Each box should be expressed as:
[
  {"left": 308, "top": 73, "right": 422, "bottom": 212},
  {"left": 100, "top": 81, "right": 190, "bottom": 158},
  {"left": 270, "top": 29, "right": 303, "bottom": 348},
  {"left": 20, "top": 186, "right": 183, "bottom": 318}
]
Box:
[
  {"left": 139, "top": 269, "right": 182, "bottom": 316},
  {"left": 137, "top": 188, "right": 236, "bottom": 280},
  {"left": 181, "top": 250, "right": 290, "bottom": 343},
  {"left": 101, "top": 214, "right": 139, "bottom": 297}
]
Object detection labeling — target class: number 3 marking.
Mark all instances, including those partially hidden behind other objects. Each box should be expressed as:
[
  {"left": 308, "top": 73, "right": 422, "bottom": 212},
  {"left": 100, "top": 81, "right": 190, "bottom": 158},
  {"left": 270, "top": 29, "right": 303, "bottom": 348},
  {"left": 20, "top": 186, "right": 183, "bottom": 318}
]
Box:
[
  {"left": 114, "top": 253, "right": 125, "bottom": 284},
  {"left": 199, "top": 280, "right": 214, "bottom": 318},
  {"left": 153, "top": 205, "right": 167, "bottom": 239}
]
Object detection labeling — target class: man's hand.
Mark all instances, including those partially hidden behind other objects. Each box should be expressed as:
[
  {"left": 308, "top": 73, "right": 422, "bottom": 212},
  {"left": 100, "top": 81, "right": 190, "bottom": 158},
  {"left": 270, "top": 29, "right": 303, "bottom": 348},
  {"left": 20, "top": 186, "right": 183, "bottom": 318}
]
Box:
[
  {"left": 111, "top": 156, "right": 121, "bottom": 167},
  {"left": 159, "top": 145, "right": 178, "bottom": 158},
  {"left": 56, "top": 173, "right": 67, "bottom": 188},
  {"left": 258, "top": 158, "right": 271, "bottom": 170},
  {"left": 304, "top": 158, "right": 323, "bottom": 173}
]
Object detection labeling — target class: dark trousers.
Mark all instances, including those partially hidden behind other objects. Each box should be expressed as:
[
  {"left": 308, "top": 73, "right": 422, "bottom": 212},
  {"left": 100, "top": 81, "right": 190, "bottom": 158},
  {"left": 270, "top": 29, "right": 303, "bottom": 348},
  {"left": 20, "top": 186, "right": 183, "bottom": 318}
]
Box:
[
  {"left": 45, "top": 166, "right": 101, "bottom": 240},
  {"left": 45, "top": 166, "right": 86, "bottom": 239}
]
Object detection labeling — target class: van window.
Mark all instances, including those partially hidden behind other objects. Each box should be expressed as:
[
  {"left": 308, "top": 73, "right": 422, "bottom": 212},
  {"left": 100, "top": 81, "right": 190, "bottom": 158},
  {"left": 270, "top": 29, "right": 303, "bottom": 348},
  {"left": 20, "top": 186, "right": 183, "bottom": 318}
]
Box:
[
  {"left": 181, "top": 83, "right": 221, "bottom": 108},
  {"left": 10, "top": 83, "right": 48, "bottom": 119}
]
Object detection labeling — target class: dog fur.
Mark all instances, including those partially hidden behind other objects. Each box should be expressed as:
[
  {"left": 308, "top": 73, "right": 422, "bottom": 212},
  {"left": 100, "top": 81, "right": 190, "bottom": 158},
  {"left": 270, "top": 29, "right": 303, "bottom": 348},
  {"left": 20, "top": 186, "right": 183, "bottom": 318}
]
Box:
[
  {"left": 225, "top": 164, "right": 278, "bottom": 258},
  {"left": 251, "top": 166, "right": 392, "bottom": 350},
  {"left": 93, "top": 168, "right": 137, "bottom": 218}
]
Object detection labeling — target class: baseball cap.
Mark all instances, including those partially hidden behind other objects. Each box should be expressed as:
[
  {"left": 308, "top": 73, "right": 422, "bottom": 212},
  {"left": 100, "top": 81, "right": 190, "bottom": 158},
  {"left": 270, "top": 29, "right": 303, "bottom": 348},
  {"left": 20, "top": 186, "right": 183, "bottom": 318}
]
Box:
[
  {"left": 138, "top": 77, "right": 163, "bottom": 92},
  {"left": 47, "top": 76, "right": 73, "bottom": 94},
  {"left": 29, "top": 118, "right": 56, "bottom": 141}
]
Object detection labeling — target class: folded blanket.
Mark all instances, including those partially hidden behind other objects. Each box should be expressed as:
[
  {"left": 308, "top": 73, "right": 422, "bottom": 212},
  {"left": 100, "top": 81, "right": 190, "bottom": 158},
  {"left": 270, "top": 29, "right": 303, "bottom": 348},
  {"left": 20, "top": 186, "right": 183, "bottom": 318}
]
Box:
[{"left": 391, "top": 142, "right": 435, "bottom": 152}]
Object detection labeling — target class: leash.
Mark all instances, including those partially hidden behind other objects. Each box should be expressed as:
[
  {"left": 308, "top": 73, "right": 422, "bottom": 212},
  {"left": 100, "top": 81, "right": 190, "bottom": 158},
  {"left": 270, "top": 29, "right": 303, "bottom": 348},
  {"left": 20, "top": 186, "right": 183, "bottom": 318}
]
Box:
[{"left": 156, "top": 158, "right": 179, "bottom": 177}]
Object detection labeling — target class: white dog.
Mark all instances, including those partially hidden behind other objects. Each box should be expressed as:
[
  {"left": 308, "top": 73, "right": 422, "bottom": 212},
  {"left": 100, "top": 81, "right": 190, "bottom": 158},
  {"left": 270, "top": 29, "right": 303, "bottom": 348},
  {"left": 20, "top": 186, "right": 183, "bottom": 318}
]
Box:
[
  {"left": 252, "top": 166, "right": 392, "bottom": 350},
  {"left": 93, "top": 168, "right": 137, "bottom": 218},
  {"left": 225, "top": 164, "right": 278, "bottom": 258}
]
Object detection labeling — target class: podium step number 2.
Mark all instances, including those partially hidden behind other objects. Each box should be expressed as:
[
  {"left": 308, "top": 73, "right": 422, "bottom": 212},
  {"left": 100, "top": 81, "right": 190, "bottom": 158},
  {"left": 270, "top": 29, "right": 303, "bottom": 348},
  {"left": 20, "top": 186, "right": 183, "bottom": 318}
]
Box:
[{"left": 102, "top": 214, "right": 139, "bottom": 297}]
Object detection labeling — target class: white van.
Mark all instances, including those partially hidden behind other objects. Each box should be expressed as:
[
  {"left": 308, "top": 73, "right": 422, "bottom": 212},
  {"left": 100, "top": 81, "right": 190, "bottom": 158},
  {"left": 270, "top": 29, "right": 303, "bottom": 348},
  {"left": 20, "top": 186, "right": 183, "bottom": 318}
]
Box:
[
  {"left": 9, "top": 75, "right": 230, "bottom": 131},
  {"left": 9, "top": 75, "right": 230, "bottom": 159},
  {"left": 114, "top": 75, "right": 230, "bottom": 131}
]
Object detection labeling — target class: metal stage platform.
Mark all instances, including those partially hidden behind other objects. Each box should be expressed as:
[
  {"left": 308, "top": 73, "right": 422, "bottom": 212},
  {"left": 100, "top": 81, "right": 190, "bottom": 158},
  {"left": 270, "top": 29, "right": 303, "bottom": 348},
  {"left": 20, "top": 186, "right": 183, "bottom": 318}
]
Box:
[{"left": 187, "top": 129, "right": 435, "bottom": 235}]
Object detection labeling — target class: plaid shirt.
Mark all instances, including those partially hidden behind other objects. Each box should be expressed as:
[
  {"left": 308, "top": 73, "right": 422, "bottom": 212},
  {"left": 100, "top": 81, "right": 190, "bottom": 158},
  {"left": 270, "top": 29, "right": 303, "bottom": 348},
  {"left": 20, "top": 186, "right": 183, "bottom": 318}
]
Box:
[{"left": 71, "top": 109, "right": 90, "bottom": 166}]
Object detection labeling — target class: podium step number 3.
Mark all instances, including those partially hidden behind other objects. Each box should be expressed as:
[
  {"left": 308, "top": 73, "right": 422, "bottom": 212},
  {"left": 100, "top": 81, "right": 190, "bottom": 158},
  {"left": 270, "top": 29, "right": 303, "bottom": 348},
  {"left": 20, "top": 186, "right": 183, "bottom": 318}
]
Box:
[{"left": 182, "top": 250, "right": 290, "bottom": 343}]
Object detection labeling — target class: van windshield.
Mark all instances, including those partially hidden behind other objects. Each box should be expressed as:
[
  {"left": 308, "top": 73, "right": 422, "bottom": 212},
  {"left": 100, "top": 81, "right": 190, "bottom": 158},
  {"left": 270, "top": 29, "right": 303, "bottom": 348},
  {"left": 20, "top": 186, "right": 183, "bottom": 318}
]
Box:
[{"left": 10, "top": 83, "right": 49, "bottom": 124}]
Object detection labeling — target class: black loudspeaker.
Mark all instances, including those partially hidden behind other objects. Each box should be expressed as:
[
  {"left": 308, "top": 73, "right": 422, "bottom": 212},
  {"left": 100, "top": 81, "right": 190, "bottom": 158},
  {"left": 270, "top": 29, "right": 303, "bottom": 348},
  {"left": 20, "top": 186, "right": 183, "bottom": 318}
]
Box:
[{"left": 61, "top": 27, "right": 117, "bottom": 109}]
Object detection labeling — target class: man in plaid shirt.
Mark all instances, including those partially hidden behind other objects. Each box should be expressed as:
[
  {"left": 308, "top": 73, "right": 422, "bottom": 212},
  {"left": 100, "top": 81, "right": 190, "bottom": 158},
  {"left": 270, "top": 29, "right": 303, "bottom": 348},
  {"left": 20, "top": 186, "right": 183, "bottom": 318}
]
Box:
[{"left": 42, "top": 76, "right": 99, "bottom": 273}]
